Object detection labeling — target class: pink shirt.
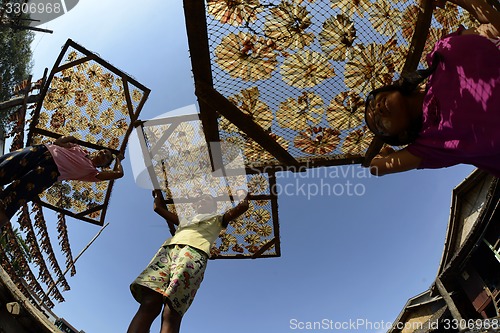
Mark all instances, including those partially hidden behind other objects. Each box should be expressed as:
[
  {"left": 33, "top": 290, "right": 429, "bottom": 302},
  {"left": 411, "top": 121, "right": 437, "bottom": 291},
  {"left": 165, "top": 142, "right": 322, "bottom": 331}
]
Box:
[
  {"left": 406, "top": 29, "right": 500, "bottom": 177},
  {"left": 45, "top": 143, "right": 101, "bottom": 182}
]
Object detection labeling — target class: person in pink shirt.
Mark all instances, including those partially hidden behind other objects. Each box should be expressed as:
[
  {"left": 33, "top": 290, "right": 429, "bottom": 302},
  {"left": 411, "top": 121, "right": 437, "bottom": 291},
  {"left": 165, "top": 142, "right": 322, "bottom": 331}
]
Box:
[
  {"left": 365, "top": 0, "right": 500, "bottom": 176},
  {"left": 0, "top": 135, "right": 124, "bottom": 227}
]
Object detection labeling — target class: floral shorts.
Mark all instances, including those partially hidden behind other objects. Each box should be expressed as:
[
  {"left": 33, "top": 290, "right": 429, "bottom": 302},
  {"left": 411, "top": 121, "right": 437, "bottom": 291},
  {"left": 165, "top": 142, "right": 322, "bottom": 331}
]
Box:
[{"left": 130, "top": 244, "right": 208, "bottom": 316}]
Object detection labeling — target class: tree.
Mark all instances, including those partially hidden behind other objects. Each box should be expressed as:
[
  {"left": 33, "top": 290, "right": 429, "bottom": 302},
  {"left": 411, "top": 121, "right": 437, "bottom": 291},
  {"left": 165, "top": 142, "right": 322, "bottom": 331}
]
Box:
[
  {"left": 0, "top": 227, "right": 32, "bottom": 277},
  {"left": 0, "top": 24, "right": 34, "bottom": 128}
]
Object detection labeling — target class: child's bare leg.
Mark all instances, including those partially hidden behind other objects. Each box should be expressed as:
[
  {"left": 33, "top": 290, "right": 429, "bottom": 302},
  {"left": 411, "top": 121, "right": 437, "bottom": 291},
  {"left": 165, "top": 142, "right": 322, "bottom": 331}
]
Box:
[
  {"left": 127, "top": 287, "right": 164, "bottom": 333},
  {"left": 160, "top": 301, "right": 182, "bottom": 333}
]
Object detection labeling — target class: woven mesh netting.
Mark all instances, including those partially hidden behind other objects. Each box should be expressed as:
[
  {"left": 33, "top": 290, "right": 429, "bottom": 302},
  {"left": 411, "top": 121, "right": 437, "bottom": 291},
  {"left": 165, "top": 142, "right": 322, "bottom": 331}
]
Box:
[
  {"left": 139, "top": 116, "right": 280, "bottom": 258},
  {"left": 167, "top": 175, "right": 279, "bottom": 259},
  {"left": 204, "top": 0, "right": 477, "bottom": 167},
  {"left": 29, "top": 40, "right": 149, "bottom": 224},
  {"left": 0, "top": 39, "right": 149, "bottom": 308}
]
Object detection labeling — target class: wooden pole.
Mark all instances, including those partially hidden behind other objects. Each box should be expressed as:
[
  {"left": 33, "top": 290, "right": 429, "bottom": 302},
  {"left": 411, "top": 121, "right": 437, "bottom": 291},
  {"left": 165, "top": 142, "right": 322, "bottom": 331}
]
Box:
[
  {"left": 0, "top": 94, "right": 39, "bottom": 112},
  {"left": 362, "top": 0, "right": 434, "bottom": 166},
  {"left": 0, "top": 22, "right": 53, "bottom": 34},
  {"left": 435, "top": 277, "right": 464, "bottom": 321}
]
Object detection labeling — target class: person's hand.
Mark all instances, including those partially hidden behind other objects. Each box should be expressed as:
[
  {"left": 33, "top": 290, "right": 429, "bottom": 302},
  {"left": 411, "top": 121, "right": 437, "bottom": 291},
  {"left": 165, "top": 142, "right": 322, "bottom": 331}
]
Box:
[
  {"left": 54, "top": 135, "right": 77, "bottom": 148},
  {"left": 378, "top": 146, "right": 396, "bottom": 157},
  {"left": 115, "top": 153, "right": 124, "bottom": 161},
  {"left": 152, "top": 189, "right": 166, "bottom": 205},
  {"left": 152, "top": 189, "right": 163, "bottom": 198},
  {"left": 236, "top": 189, "right": 248, "bottom": 200}
]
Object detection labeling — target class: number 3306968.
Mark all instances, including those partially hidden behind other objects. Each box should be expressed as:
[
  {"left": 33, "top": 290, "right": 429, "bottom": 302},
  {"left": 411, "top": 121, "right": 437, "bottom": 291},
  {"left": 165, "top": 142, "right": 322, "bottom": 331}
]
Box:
[{"left": 5, "top": 2, "right": 62, "bottom": 14}]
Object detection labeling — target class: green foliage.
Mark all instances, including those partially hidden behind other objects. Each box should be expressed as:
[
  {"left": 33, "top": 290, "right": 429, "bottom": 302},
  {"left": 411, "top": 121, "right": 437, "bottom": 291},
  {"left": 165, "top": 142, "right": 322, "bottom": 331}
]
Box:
[
  {"left": 0, "top": 227, "right": 32, "bottom": 277},
  {"left": 0, "top": 24, "right": 34, "bottom": 126}
]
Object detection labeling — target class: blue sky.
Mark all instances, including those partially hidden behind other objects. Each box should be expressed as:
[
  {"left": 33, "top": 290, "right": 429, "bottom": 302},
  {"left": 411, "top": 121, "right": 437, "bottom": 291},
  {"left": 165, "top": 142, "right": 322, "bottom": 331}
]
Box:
[{"left": 24, "top": 1, "right": 477, "bottom": 332}]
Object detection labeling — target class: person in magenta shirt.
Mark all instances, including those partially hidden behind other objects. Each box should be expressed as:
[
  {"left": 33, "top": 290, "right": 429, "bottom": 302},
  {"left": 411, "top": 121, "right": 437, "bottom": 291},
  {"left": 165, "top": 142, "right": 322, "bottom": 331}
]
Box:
[
  {"left": 0, "top": 135, "right": 124, "bottom": 227},
  {"left": 365, "top": 0, "right": 500, "bottom": 176}
]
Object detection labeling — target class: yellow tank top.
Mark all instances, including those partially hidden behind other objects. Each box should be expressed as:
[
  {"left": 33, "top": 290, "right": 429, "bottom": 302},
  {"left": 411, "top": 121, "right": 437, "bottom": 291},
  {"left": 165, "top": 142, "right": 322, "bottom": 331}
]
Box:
[{"left": 163, "top": 213, "right": 223, "bottom": 256}]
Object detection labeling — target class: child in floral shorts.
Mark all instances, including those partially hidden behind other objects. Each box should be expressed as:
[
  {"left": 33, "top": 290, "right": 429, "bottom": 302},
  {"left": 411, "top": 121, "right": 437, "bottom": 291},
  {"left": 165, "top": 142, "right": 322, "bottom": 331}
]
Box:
[
  {"left": 127, "top": 189, "right": 249, "bottom": 333},
  {"left": 130, "top": 244, "right": 208, "bottom": 316}
]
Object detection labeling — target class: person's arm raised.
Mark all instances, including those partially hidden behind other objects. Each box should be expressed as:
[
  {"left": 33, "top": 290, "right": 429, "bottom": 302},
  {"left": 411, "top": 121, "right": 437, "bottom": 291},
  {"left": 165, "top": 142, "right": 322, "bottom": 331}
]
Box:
[
  {"left": 53, "top": 135, "right": 77, "bottom": 148},
  {"left": 152, "top": 190, "right": 179, "bottom": 226},
  {"left": 95, "top": 154, "right": 124, "bottom": 181},
  {"left": 369, "top": 146, "right": 422, "bottom": 176},
  {"left": 222, "top": 190, "right": 250, "bottom": 228}
]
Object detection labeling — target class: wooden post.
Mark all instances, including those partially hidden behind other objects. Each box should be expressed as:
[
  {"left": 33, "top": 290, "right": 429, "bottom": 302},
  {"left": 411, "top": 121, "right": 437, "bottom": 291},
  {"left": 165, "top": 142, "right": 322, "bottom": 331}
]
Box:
[
  {"left": 0, "top": 22, "right": 53, "bottom": 33},
  {"left": 183, "top": 0, "right": 219, "bottom": 144},
  {"left": 0, "top": 94, "right": 39, "bottom": 111},
  {"left": 435, "top": 277, "right": 464, "bottom": 321},
  {"left": 362, "top": 0, "right": 434, "bottom": 166}
]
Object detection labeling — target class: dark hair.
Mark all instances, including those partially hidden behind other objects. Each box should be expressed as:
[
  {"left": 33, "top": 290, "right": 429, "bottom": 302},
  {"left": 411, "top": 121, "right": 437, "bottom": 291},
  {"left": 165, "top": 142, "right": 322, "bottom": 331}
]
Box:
[
  {"left": 100, "top": 159, "right": 113, "bottom": 168},
  {"left": 193, "top": 194, "right": 217, "bottom": 213},
  {"left": 365, "top": 52, "right": 442, "bottom": 146},
  {"left": 97, "top": 150, "right": 114, "bottom": 168}
]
